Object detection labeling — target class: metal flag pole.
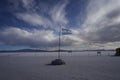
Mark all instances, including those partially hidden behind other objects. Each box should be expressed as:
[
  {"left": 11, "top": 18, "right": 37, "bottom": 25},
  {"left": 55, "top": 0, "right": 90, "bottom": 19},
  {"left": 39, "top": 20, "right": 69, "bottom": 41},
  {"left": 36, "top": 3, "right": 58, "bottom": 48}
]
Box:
[
  {"left": 50, "top": 25, "right": 65, "bottom": 65},
  {"left": 58, "top": 25, "right": 61, "bottom": 59}
]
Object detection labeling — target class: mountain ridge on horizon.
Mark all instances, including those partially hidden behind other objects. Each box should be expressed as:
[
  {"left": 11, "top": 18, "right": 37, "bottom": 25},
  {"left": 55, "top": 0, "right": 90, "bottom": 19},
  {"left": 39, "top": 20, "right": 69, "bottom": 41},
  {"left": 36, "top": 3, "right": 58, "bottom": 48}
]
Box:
[{"left": 0, "top": 49, "right": 115, "bottom": 53}]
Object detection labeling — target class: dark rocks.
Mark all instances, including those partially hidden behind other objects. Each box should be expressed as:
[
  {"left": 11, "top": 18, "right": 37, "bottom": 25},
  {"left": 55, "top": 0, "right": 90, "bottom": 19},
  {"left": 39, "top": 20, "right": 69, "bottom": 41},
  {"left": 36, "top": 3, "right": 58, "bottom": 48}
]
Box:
[
  {"left": 50, "top": 59, "right": 66, "bottom": 65},
  {"left": 115, "top": 48, "right": 120, "bottom": 56}
]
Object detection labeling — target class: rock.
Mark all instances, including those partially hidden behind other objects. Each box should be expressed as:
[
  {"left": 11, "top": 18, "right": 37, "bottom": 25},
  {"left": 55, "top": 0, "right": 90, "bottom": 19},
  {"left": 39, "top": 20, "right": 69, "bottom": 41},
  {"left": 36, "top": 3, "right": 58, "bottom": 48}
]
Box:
[
  {"left": 115, "top": 48, "right": 120, "bottom": 56},
  {"left": 50, "top": 59, "right": 65, "bottom": 65}
]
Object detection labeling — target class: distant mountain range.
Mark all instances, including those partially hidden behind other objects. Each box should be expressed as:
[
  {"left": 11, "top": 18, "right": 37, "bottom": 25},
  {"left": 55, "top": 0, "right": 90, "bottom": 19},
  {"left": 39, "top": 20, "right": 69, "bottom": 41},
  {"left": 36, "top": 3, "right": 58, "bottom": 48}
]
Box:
[{"left": 0, "top": 49, "right": 115, "bottom": 53}]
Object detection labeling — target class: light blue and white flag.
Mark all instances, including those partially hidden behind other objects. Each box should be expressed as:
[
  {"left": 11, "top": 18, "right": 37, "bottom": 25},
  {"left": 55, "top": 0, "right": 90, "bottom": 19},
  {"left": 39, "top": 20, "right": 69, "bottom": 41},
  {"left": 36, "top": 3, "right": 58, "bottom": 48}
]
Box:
[{"left": 62, "top": 28, "right": 72, "bottom": 35}]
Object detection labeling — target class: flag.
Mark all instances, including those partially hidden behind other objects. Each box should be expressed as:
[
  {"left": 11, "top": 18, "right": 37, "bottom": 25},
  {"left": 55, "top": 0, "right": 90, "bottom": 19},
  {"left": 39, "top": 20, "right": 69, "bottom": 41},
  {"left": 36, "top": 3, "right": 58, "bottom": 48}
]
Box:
[{"left": 62, "top": 28, "right": 72, "bottom": 35}]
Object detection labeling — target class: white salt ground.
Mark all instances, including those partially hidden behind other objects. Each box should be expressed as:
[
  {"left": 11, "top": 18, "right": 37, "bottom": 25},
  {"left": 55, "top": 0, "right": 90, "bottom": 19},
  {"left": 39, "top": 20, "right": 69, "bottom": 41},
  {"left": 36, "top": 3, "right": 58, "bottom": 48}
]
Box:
[{"left": 0, "top": 51, "right": 120, "bottom": 80}]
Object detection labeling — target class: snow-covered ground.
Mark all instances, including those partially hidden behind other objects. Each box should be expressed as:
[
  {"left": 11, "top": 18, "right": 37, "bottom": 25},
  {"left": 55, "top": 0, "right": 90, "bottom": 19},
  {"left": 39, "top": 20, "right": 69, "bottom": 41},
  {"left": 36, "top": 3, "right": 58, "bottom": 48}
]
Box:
[{"left": 0, "top": 51, "right": 120, "bottom": 80}]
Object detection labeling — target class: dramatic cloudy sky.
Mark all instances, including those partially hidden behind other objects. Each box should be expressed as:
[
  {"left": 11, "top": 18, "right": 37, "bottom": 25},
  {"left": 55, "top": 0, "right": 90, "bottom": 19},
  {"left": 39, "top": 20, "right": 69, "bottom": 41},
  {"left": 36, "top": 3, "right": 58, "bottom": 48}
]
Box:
[{"left": 0, "top": 0, "right": 120, "bottom": 50}]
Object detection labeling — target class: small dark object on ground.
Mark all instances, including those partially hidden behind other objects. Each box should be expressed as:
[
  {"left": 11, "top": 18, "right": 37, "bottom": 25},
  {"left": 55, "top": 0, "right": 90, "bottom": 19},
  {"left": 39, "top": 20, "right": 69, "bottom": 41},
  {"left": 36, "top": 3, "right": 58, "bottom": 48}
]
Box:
[
  {"left": 115, "top": 48, "right": 120, "bottom": 56},
  {"left": 97, "top": 51, "right": 101, "bottom": 56},
  {"left": 50, "top": 59, "right": 66, "bottom": 65}
]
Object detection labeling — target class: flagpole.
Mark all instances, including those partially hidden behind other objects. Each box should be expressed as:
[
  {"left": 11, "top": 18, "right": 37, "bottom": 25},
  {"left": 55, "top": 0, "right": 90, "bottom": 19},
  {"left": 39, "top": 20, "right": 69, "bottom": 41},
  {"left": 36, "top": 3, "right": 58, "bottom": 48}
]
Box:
[
  {"left": 50, "top": 26, "right": 70, "bottom": 65},
  {"left": 58, "top": 25, "right": 61, "bottom": 59}
]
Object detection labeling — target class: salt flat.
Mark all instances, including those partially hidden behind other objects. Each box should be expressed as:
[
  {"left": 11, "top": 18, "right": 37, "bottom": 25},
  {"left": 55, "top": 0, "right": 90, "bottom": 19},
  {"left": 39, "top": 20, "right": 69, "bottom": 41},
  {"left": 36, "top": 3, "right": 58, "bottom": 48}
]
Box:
[{"left": 0, "top": 51, "right": 120, "bottom": 80}]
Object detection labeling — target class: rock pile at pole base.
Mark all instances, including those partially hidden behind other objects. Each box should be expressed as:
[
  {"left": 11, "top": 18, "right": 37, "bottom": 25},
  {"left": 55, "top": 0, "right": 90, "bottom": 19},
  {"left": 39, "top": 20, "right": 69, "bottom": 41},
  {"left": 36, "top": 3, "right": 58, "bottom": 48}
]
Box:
[{"left": 50, "top": 59, "right": 65, "bottom": 65}]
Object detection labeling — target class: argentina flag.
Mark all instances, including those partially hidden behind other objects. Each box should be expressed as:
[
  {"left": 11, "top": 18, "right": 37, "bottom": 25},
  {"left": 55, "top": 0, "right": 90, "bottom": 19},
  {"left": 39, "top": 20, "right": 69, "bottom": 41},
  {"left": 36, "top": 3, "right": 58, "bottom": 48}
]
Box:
[{"left": 62, "top": 28, "right": 72, "bottom": 35}]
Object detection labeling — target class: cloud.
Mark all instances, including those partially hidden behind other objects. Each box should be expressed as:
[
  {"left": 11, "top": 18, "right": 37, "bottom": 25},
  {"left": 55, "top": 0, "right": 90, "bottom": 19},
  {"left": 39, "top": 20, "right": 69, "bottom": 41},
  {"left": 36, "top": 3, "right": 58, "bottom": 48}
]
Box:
[
  {"left": 0, "top": 27, "right": 78, "bottom": 48},
  {"left": 49, "top": 0, "right": 68, "bottom": 25},
  {"left": 22, "top": 0, "right": 34, "bottom": 11},
  {"left": 14, "top": 0, "right": 69, "bottom": 29},
  {"left": 79, "top": 0, "right": 120, "bottom": 44},
  {"left": 1, "top": 0, "right": 120, "bottom": 50},
  {"left": 15, "top": 13, "right": 52, "bottom": 28},
  {"left": 0, "top": 0, "right": 80, "bottom": 49},
  {"left": 0, "top": 27, "right": 55, "bottom": 47}
]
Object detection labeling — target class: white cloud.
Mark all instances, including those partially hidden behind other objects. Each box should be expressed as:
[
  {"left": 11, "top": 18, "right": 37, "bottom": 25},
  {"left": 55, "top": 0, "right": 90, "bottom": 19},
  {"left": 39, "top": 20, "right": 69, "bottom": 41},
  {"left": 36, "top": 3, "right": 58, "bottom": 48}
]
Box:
[
  {"left": 2, "top": 0, "right": 120, "bottom": 50},
  {"left": 68, "top": 0, "right": 120, "bottom": 49},
  {"left": 79, "top": 0, "right": 120, "bottom": 44},
  {"left": 22, "top": 0, "right": 34, "bottom": 10},
  {"left": 15, "top": 13, "right": 52, "bottom": 28},
  {"left": 0, "top": 27, "right": 79, "bottom": 48},
  {"left": 22, "top": 0, "right": 38, "bottom": 13},
  {"left": 0, "top": 27, "right": 55, "bottom": 47},
  {"left": 50, "top": 0, "right": 68, "bottom": 25},
  {"left": 14, "top": 0, "right": 69, "bottom": 29}
]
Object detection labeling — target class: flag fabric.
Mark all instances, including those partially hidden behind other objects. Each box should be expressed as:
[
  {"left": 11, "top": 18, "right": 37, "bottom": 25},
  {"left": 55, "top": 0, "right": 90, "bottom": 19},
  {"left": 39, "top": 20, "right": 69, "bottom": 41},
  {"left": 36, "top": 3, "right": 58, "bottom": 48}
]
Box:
[{"left": 62, "top": 28, "right": 72, "bottom": 35}]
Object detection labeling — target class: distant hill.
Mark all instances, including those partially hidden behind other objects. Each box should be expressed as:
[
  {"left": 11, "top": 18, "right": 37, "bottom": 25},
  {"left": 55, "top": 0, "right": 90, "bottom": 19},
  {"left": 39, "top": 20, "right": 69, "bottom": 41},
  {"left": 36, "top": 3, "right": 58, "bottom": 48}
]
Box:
[
  {"left": 0, "top": 49, "right": 115, "bottom": 53},
  {"left": 0, "top": 49, "right": 50, "bottom": 53}
]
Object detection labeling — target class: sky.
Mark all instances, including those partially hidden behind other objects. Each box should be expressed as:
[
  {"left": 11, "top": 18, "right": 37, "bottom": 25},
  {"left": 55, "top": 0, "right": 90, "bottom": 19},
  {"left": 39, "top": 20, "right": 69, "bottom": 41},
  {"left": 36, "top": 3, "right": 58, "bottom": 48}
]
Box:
[{"left": 0, "top": 0, "right": 120, "bottom": 50}]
